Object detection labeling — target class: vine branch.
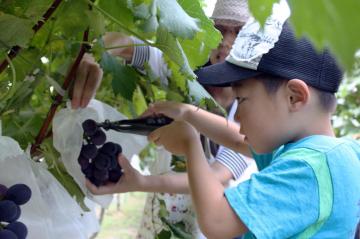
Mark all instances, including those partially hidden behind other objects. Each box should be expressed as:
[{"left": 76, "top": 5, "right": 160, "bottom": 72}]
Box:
[
  {"left": 0, "top": 0, "right": 63, "bottom": 74},
  {"left": 30, "top": 29, "right": 90, "bottom": 157}
]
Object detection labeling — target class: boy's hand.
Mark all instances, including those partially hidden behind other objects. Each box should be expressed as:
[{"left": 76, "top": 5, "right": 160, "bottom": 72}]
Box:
[
  {"left": 71, "top": 53, "right": 103, "bottom": 109},
  {"left": 142, "top": 101, "right": 194, "bottom": 121},
  {"left": 148, "top": 120, "right": 199, "bottom": 155},
  {"left": 86, "top": 155, "right": 144, "bottom": 195}
]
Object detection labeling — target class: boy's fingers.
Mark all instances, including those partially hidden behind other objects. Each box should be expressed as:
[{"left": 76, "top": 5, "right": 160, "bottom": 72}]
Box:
[
  {"left": 85, "top": 179, "right": 116, "bottom": 195},
  {"left": 140, "top": 103, "right": 160, "bottom": 117},
  {"left": 148, "top": 128, "right": 162, "bottom": 145},
  {"left": 117, "top": 155, "right": 131, "bottom": 171}
]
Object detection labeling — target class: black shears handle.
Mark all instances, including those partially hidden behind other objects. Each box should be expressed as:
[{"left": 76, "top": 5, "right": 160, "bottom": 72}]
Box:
[{"left": 97, "top": 116, "right": 173, "bottom": 136}]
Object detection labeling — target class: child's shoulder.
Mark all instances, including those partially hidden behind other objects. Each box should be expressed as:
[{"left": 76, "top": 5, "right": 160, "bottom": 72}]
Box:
[{"left": 279, "top": 135, "right": 359, "bottom": 156}]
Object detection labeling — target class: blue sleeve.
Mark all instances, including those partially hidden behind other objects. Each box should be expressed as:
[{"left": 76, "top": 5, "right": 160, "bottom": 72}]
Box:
[
  {"left": 225, "top": 158, "right": 319, "bottom": 239},
  {"left": 250, "top": 148, "right": 273, "bottom": 171}
]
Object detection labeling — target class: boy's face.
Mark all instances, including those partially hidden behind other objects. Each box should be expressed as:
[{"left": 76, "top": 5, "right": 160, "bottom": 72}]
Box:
[{"left": 232, "top": 79, "right": 290, "bottom": 154}]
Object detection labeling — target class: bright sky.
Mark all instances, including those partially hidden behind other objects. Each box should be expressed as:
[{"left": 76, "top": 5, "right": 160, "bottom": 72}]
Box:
[{"left": 203, "top": 0, "right": 217, "bottom": 17}]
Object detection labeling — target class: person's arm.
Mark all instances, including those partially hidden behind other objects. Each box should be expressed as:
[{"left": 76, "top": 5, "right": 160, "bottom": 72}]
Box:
[
  {"left": 215, "top": 147, "right": 250, "bottom": 180},
  {"left": 71, "top": 33, "right": 134, "bottom": 109},
  {"left": 72, "top": 33, "right": 169, "bottom": 109},
  {"left": 146, "top": 101, "right": 251, "bottom": 156},
  {"left": 148, "top": 120, "right": 248, "bottom": 238},
  {"left": 102, "top": 32, "right": 134, "bottom": 61},
  {"left": 86, "top": 151, "right": 236, "bottom": 195}
]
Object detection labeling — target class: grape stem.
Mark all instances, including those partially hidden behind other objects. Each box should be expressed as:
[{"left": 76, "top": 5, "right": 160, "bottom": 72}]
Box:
[
  {"left": 30, "top": 29, "right": 90, "bottom": 157},
  {"left": 0, "top": 0, "right": 64, "bottom": 74}
]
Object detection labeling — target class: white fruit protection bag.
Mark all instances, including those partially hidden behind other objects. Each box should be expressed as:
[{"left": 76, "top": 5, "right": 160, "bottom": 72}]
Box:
[
  {"left": 30, "top": 161, "right": 100, "bottom": 239},
  {"left": 0, "top": 136, "right": 53, "bottom": 239},
  {"left": 52, "top": 99, "right": 148, "bottom": 207}
]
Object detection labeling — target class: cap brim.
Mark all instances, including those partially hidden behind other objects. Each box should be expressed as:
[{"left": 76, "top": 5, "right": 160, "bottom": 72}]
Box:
[{"left": 195, "top": 61, "right": 261, "bottom": 86}]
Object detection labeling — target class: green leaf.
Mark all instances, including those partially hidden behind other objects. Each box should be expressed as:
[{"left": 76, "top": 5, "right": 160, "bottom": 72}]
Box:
[
  {"left": 288, "top": 0, "right": 360, "bottom": 72},
  {"left": 155, "top": 26, "right": 195, "bottom": 79},
  {"left": 160, "top": 217, "right": 193, "bottom": 239},
  {"left": 136, "top": 1, "right": 158, "bottom": 33},
  {"left": 24, "top": 0, "right": 53, "bottom": 23},
  {"left": 54, "top": 0, "right": 89, "bottom": 37},
  {"left": 188, "top": 79, "right": 226, "bottom": 116},
  {"left": 151, "top": 84, "right": 167, "bottom": 101},
  {"left": 157, "top": 0, "right": 200, "bottom": 39},
  {"left": 0, "top": 0, "right": 51, "bottom": 23},
  {"left": 166, "top": 90, "right": 185, "bottom": 102},
  {"left": 178, "top": 0, "right": 222, "bottom": 69},
  {"left": 0, "top": 13, "right": 33, "bottom": 51},
  {"left": 86, "top": 10, "right": 106, "bottom": 37},
  {"left": 164, "top": 56, "right": 188, "bottom": 95},
  {"left": 98, "top": 0, "right": 135, "bottom": 28},
  {"left": 132, "top": 85, "right": 148, "bottom": 115},
  {"left": 100, "top": 52, "right": 139, "bottom": 100},
  {"left": 158, "top": 198, "right": 169, "bottom": 218},
  {"left": 248, "top": 0, "right": 278, "bottom": 27},
  {"left": 156, "top": 229, "right": 172, "bottom": 239}
]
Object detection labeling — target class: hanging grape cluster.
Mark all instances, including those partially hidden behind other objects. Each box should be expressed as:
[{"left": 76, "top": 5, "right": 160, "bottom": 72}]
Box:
[
  {"left": 78, "top": 119, "right": 123, "bottom": 187},
  {"left": 0, "top": 184, "right": 31, "bottom": 239}
]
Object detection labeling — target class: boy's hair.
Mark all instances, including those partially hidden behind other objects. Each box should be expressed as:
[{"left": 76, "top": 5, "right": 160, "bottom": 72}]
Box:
[{"left": 255, "top": 74, "right": 337, "bottom": 113}]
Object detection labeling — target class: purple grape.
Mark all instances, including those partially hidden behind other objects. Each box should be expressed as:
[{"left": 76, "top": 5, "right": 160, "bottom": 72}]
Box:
[
  {"left": 89, "top": 177, "right": 102, "bottom": 187},
  {"left": 94, "top": 153, "right": 111, "bottom": 170},
  {"left": 93, "top": 169, "right": 109, "bottom": 182},
  {"left": 5, "top": 221, "right": 28, "bottom": 239},
  {"left": 10, "top": 205, "right": 21, "bottom": 223},
  {"left": 0, "top": 200, "right": 19, "bottom": 222},
  {"left": 115, "top": 143, "right": 122, "bottom": 154},
  {"left": 5, "top": 184, "right": 31, "bottom": 206},
  {"left": 82, "top": 119, "right": 98, "bottom": 136},
  {"left": 109, "top": 155, "right": 118, "bottom": 170},
  {"left": 91, "top": 129, "right": 106, "bottom": 146},
  {"left": 80, "top": 144, "right": 98, "bottom": 159},
  {"left": 78, "top": 156, "right": 90, "bottom": 170},
  {"left": 81, "top": 164, "right": 94, "bottom": 179},
  {"left": 109, "top": 168, "right": 122, "bottom": 183},
  {"left": 0, "top": 229, "right": 17, "bottom": 239},
  {"left": 99, "top": 142, "right": 117, "bottom": 156},
  {"left": 0, "top": 184, "right": 7, "bottom": 199}
]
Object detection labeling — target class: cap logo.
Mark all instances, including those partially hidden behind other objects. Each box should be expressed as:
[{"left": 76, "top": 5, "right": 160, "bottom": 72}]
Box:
[{"left": 226, "top": 0, "right": 291, "bottom": 70}]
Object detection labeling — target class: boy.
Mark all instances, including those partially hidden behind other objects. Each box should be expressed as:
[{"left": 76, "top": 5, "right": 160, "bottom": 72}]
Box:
[{"left": 145, "top": 2, "right": 360, "bottom": 239}]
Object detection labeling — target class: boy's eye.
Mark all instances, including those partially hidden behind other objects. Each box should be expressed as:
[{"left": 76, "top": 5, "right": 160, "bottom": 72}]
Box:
[{"left": 236, "top": 97, "right": 247, "bottom": 105}]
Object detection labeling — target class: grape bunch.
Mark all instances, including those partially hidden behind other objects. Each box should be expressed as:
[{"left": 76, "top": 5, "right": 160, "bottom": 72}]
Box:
[
  {"left": 79, "top": 119, "right": 123, "bottom": 187},
  {"left": 0, "top": 184, "right": 31, "bottom": 239}
]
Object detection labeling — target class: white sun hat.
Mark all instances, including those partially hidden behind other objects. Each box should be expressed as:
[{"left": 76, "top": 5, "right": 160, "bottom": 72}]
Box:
[{"left": 211, "top": 0, "right": 251, "bottom": 26}]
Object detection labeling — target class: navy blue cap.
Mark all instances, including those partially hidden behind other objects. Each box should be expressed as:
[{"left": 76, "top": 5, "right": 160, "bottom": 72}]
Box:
[{"left": 196, "top": 22, "right": 343, "bottom": 93}]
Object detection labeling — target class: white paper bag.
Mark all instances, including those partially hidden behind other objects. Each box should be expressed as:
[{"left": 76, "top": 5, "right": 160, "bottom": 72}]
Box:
[
  {"left": 52, "top": 99, "right": 148, "bottom": 207},
  {"left": 0, "top": 136, "right": 53, "bottom": 239}
]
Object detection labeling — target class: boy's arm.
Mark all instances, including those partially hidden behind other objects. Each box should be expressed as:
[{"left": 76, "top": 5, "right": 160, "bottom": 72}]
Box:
[
  {"left": 185, "top": 136, "right": 248, "bottom": 238},
  {"left": 147, "top": 102, "right": 251, "bottom": 157},
  {"left": 148, "top": 121, "right": 249, "bottom": 238}
]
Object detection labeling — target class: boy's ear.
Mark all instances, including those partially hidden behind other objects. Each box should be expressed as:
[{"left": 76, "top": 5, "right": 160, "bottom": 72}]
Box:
[{"left": 285, "top": 79, "right": 310, "bottom": 111}]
